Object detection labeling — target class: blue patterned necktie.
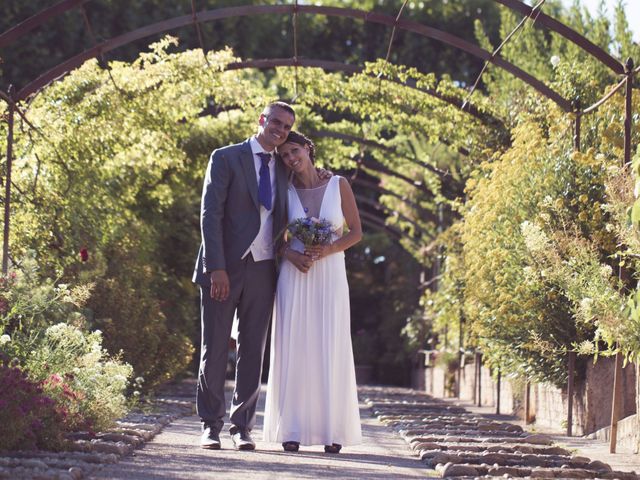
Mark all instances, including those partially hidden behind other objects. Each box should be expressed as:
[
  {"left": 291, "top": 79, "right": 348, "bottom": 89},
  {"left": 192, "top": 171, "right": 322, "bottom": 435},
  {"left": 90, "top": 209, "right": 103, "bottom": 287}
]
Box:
[{"left": 257, "top": 152, "right": 272, "bottom": 210}]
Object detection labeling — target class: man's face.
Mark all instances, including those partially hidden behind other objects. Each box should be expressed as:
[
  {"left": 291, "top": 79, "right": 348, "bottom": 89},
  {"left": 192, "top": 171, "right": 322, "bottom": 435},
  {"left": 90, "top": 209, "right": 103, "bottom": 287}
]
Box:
[{"left": 258, "top": 107, "right": 295, "bottom": 150}]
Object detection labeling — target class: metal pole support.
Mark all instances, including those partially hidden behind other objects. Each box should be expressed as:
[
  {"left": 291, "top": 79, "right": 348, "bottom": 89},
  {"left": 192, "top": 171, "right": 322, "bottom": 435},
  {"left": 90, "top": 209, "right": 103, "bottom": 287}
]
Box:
[
  {"left": 496, "top": 367, "right": 501, "bottom": 415},
  {"left": 524, "top": 381, "right": 532, "bottom": 425},
  {"left": 567, "top": 351, "right": 575, "bottom": 436},
  {"left": 573, "top": 100, "right": 581, "bottom": 152},
  {"left": 624, "top": 58, "right": 634, "bottom": 166},
  {"left": 476, "top": 352, "right": 482, "bottom": 407},
  {"left": 609, "top": 351, "right": 624, "bottom": 453},
  {"left": 2, "top": 93, "right": 14, "bottom": 275}
]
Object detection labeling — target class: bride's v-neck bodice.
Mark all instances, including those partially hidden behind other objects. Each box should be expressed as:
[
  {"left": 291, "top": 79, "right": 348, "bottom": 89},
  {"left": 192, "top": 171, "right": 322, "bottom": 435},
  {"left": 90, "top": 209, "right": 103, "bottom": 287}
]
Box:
[
  {"left": 294, "top": 182, "right": 328, "bottom": 219},
  {"left": 287, "top": 176, "right": 344, "bottom": 253}
]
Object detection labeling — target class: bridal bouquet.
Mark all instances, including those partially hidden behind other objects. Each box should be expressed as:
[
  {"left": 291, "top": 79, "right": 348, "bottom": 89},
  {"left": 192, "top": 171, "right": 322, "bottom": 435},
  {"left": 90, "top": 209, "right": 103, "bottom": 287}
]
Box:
[{"left": 287, "top": 217, "right": 335, "bottom": 246}]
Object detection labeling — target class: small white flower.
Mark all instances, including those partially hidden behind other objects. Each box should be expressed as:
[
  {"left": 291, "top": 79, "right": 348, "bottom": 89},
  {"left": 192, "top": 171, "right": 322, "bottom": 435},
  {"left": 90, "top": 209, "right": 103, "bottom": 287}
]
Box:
[
  {"left": 550, "top": 55, "right": 561, "bottom": 68},
  {"left": 133, "top": 391, "right": 141, "bottom": 397},
  {"left": 135, "top": 376, "right": 145, "bottom": 384},
  {"left": 607, "top": 165, "right": 620, "bottom": 175},
  {"left": 579, "top": 297, "right": 594, "bottom": 319},
  {"left": 521, "top": 221, "right": 550, "bottom": 253},
  {"left": 0, "top": 334, "right": 10, "bottom": 345},
  {"left": 600, "top": 264, "right": 613, "bottom": 279}
]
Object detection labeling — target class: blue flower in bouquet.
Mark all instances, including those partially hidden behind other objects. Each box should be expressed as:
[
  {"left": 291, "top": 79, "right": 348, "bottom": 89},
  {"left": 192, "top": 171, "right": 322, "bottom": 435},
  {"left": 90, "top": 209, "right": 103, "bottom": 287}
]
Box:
[{"left": 287, "top": 217, "right": 335, "bottom": 246}]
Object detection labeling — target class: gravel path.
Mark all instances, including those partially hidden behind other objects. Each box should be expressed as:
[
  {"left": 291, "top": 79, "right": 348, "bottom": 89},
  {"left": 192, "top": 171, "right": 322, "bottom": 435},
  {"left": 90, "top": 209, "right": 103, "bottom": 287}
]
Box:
[
  {"left": 5, "top": 380, "right": 638, "bottom": 479},
  {"left": 91, "top": 382, "right": 432, "bottom": 480}
]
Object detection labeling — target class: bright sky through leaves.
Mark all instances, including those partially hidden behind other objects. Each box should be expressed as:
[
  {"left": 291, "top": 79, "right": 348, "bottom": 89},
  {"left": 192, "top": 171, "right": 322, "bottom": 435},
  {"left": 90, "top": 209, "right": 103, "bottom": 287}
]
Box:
[{"left": 560, "top": 0, "right": 639, "bottom": 41}]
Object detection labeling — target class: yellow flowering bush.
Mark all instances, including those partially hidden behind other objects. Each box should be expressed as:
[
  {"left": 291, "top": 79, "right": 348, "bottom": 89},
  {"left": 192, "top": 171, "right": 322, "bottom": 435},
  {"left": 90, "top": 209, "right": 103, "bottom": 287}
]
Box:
[{"left": 462, "top": 119, "right": 617, "bottom": 384}]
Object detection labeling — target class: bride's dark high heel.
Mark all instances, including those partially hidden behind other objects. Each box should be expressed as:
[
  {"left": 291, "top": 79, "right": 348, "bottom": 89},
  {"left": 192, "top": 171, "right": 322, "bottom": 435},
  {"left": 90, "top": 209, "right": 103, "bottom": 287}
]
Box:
[
  {"left": 282, "top": 441, "right": 300, "bottom": 452},
  {"left": 324, "top": 443, "right": 342, "bottom": 454}
]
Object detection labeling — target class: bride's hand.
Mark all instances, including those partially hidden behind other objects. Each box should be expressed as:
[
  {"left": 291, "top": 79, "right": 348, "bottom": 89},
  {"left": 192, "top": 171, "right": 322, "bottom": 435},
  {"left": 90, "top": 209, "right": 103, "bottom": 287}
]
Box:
[
  {"left": 286, "top": 249, "right": 313, "bottom": 273},
  {"left": 304, "top": 244, "right": 332, "bottom": 261}
]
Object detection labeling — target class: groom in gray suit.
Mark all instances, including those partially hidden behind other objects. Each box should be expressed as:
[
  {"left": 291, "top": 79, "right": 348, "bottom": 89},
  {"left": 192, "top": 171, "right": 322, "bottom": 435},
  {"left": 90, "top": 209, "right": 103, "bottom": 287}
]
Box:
[{"left": 193, "top": 102, "right": 296, "bottom": 450}]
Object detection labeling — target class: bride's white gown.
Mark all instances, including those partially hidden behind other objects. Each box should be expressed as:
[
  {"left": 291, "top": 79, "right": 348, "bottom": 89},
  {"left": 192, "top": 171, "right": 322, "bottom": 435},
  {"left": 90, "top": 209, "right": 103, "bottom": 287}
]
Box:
[{"left": 263, "top": 175, "right": 362, "bottom": 446}]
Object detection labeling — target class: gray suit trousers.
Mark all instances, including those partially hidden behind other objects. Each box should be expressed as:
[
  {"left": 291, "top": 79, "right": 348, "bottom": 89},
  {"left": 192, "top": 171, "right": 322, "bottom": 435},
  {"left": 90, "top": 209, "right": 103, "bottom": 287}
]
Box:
[{"left": 196, "top": 254, "right": 276, "bottom": 434}]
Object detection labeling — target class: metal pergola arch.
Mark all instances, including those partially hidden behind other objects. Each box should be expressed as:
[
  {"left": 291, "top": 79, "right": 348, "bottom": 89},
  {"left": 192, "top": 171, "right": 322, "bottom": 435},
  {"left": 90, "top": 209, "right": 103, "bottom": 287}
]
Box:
[
  {"left": 354, "top": 193, "right": 432, "bottom": 239},
  {"left": 360, "top": 210, "right": 409, "bottom": 242},
  {"left": 0, "top": 2, "right": 612, "bottom": 111},
  {"left": 228, "top": 58, "right": 509, "bottom": 134},
  {"left": 310, "top": 129, "right": 465, "bottom": 198},
  {"left": 0, "top": 1, "right": 635, "bottom": 258},
  {"left": 306, "top": 128, "right": 459, "bottom": 238},
  {"left": 0, "top": 0, "right": 636, "bottom": 442},
  {"left": 352, "top": 177, "right": 428, "bottom": 220}
]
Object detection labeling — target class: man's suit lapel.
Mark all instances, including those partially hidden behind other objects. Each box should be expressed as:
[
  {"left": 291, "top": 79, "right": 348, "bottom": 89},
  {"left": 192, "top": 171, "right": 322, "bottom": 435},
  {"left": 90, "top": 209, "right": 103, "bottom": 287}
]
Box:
[{"left": 239, "top": 140, "right": 259, "bottom": 209}]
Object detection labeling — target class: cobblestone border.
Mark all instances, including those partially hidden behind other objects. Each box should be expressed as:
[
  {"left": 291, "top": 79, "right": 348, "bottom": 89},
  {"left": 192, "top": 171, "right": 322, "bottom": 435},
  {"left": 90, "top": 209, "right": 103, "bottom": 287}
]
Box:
[
  {"left": 0, "top": 383, "right": 194, "bottom": 479},
  {"left": 359, "top": 386, "right": 639, "bottom": 479}
]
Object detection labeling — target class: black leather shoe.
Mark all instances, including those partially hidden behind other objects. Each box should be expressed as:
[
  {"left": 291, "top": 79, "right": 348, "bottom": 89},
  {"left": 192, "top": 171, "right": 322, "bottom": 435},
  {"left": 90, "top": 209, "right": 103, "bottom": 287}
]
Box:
[
  {"left": 200, "top": 425, "right": 221, "bottom": 450},
  {"left": 282, "top": 441, "right": 300, "bottom": 452},
  {"left": 324, "top": 443, "right": 342, "bottom": 454},
  {"left": 230, "top": 429, "right": 255, "bottom": 451}
]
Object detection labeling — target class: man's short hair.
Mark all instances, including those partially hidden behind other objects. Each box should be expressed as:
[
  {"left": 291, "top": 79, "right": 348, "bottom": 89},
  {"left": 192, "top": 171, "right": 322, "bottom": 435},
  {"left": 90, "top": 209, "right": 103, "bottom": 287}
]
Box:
[{"left": 263, "top": 101, "right": 295, "bottom": 119}]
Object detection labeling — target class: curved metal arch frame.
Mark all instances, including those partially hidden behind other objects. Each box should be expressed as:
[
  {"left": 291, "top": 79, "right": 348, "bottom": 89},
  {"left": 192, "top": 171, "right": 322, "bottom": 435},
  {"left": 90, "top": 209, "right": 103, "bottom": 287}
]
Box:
[
  {"left": 352, "top": 177, "right": 430, "bottom": 221},
  {"left": 494, "top": 0, "right": 623, "bottom": 74},
  {"left": 311, "top": 129, "right": 466, "bottom": 180},
  {"left": 311, "top": 129, "right": 465, "bottom": 198},
  {"left": 0, "top": 0, "right": 633, "bottom": 442},
  {"left": 357, "top": 157, "right": 434, "bottom": 200},
  {"left": 0, "top": 0, "right": 635, "bottom": 267},
  {"left": 3, "top": 3, "right": 572, "bottom": 111},
  {"left": 353, "top": 182, "right": 438, "bottom": 225},
  {"left": 0, "top": 0, "right": 623, "bottom": 92},
  {"left": 361, "top": 216, "right": 404, "bottom": 243},
  {"left": 226, "top": 59, "right": 507, "bottom": 132},
  {"left": 354, "top": 192, "right": 432, "bottom": 239},
  {"left": 308, "top": 128, "right": 458, "bottom": 225},
  {"left": 360, "top": 210, "right": 409, "bottom": 242}
]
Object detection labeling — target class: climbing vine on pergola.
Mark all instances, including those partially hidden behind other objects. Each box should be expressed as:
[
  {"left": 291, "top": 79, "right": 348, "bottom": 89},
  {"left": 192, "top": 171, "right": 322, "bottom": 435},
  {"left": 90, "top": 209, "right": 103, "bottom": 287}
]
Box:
[
  {"left": 1, "top": 1, "right": 635, "bottom": 265},
  {"left": 0, "top": 0, "right": 638, "bottom": 440}
]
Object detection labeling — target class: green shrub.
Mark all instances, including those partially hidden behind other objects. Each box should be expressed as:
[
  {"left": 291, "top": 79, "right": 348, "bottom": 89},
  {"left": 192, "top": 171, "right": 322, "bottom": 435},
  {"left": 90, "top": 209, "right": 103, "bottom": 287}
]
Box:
[
  {"left": 87, "top": 249, "right": 193, "bottom": 390},
  {"left": 21, "top": 323, "right": 132, "bottom": 432},
  {"left": 0, "top": 359, "right": 68, "bottom": 451},
  {"left": 1, "top": 262, "right": 133, "bottom": 434},
  {"left": 462, "top": 121, "right": 604, "bottom": 385}
]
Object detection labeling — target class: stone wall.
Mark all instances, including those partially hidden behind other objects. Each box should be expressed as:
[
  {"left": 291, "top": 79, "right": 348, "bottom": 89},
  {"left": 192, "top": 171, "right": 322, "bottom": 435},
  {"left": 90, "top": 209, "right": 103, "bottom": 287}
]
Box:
[
  {"left": 456, "top": 361, "right": 517, "bottom": 415},
  {"left": 534, "top": 357, "right": 636, "bottom": 435},
  {"left": 414, "top": 351, "right": 637, "bottom": 437}
]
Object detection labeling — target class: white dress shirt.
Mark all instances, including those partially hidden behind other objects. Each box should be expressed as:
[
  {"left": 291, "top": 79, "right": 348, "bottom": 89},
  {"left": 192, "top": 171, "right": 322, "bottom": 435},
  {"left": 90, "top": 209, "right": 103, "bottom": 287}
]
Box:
[{"left": 242, "top": 136, "right": 277, "bottom": 261}]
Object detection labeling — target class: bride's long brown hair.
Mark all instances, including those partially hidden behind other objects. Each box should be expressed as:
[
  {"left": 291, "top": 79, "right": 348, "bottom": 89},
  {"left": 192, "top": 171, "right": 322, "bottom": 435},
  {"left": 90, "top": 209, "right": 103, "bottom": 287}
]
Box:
[{"left": 277, "top": 131, "right": 316, "bottom": 164}]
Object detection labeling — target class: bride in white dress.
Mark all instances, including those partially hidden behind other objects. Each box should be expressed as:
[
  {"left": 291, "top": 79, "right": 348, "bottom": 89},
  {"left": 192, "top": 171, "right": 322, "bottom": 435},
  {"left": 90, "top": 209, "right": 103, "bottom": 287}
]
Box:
[{"left": 263, "top": 131, "right": 363, "bottom": 453}]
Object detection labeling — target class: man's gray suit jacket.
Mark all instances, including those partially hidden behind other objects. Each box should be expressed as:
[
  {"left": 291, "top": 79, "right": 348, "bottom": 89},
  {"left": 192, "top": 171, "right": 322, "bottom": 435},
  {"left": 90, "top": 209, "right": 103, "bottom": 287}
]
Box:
[{"left": 192, "top": 139, "right": 288, "bottom": 286}]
